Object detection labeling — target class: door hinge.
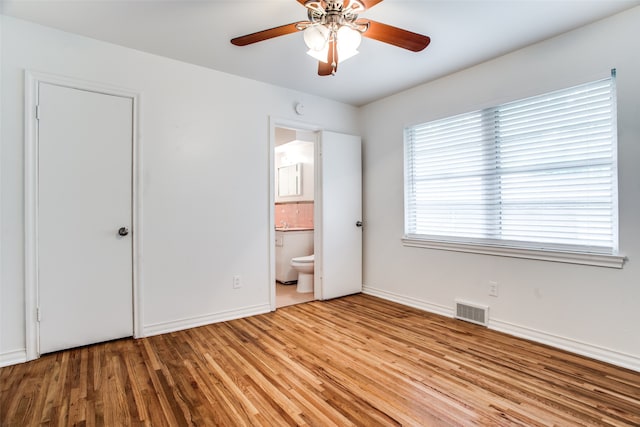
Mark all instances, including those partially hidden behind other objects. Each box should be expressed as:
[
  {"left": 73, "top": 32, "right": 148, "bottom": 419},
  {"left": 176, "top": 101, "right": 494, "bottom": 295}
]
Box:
[
  {"left": 35, "top": 105, "right": 40, "bottom": 120},
  {"left": 37, "top": 307, "right": 41, "bottom": 322}
]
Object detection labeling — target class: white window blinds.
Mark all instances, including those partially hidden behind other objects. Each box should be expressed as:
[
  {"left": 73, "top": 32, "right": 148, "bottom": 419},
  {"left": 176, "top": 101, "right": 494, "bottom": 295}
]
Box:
[{"left": 405, "top": 72, "right": 618, "bottom": 255}]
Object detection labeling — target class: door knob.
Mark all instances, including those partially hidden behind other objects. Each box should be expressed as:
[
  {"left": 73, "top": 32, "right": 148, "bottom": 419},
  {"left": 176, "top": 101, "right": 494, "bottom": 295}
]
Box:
[
  {"left": 356, "top": 221, "right": 363, "bottom": 227},
  {"left": 118, "top": 227, "right": 129, "bottom": 236}
]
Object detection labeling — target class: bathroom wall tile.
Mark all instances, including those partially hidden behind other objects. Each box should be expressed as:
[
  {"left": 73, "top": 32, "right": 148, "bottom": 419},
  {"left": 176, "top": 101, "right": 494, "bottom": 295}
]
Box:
[
  {"left": 297, "top": 203, "right": 314, "bottom": 228},
  {"left": 275, "top": 202, "right": 314, "bottom": 229}
]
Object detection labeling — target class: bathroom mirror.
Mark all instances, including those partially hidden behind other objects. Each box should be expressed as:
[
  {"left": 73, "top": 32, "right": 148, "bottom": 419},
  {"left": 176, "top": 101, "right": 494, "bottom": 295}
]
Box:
[{"left": 278, "top": 163, "right": 302, "bottom": 197}]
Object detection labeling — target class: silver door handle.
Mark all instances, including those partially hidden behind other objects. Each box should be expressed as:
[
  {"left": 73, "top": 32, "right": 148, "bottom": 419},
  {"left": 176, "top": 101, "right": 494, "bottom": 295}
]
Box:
[
  {"left": 356, "top": 221, "right": 363, "bottom": 227},
  {"left": 118, "top": 227, "right": 129, "bottom": 236}
]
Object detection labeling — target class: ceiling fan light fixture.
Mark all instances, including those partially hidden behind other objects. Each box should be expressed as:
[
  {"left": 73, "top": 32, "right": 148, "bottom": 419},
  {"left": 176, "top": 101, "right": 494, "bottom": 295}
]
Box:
[
  {"left": 337, "top": 47, "right": 359, "bottom": 62},
  {"left": 303, "top": 25, "right": 329, "bottom": 51},
  {"left": 306, "top": 26, "right": 360, "bottom": 65},
  {"left": 336, "top": 25, "right": 362, "bottom": 58},
  {"left": 306, "top": 45, "right": 330, "bottom": 63},
  {"left": 230, "top": 0, "right": 431, "bottom": 76}
]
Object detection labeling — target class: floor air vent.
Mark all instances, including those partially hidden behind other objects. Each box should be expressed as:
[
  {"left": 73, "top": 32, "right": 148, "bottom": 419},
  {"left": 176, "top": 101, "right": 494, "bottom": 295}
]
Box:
[{"left": 455, "top": 300, "right": 489, "bottom": 326}]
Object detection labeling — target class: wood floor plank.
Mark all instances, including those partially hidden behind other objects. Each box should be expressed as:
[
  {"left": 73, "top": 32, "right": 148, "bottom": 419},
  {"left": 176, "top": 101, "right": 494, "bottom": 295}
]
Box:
[{"left": 2, "top": 294, "right": 639, "bottom": 426}]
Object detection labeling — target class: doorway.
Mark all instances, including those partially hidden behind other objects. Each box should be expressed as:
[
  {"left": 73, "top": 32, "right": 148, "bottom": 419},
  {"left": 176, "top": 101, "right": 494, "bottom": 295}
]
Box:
[
  {"left": 269, "top": 119, "right": 363, "bottom": 310},
  {"left": 24, "top": 72, "right": 141, "bottom": 360},
  {"left": 273, "top": 126, "right": 317, "bottom": 308}
]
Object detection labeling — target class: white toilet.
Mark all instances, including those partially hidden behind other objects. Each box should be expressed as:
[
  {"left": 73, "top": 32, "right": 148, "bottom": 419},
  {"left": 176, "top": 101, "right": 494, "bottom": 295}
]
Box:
[{"left": 290, "top": 254, "right": 314, "bottom": 293}]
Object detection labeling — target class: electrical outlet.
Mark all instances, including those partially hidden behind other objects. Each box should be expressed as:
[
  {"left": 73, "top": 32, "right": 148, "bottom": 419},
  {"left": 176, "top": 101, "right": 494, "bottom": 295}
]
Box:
[
  {"left": 233, "top": 275, "right": 242, "bottom": 289},
  {"left": 489, "top": 281, "right": 499, "bottom": 297}
]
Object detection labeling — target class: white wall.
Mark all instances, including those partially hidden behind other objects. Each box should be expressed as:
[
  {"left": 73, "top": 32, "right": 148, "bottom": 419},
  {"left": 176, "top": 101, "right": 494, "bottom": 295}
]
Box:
[
  {"left": 0, "top": 16, "right": 359, "bottom": 365},
  {"left": 3, "top": 9, "right": 639, "bottom": 372},
  {"left": 360, "top": 7, "right": 640, "bottom": 371}
]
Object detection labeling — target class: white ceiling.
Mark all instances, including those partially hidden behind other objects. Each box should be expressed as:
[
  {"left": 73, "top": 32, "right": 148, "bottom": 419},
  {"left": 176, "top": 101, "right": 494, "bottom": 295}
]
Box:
[{"left": 3, "top": 0, "right": 639, "bottom": 106}]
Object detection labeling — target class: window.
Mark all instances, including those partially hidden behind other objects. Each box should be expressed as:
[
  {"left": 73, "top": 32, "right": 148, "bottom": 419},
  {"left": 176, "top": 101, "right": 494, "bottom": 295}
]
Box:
[{"left": 404, "top": 71, "right": 624, "bottom": 267}]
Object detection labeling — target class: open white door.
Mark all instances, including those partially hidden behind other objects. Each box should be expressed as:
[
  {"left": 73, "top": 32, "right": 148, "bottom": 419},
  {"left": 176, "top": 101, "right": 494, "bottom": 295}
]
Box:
[{"left": 317, "top": 131, "right": 362, "bottom": 300}]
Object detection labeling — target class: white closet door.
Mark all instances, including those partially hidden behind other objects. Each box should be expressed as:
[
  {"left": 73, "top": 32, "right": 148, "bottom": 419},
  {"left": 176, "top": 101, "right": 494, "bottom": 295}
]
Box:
[{"left": 38, "top": 83, "right": 133, "bottom": 354}]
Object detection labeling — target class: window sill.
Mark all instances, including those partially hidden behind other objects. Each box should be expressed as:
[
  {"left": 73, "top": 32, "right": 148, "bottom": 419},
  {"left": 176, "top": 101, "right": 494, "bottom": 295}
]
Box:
[{"left": 401, "top": 236, "right": 626, "bottom": 269}]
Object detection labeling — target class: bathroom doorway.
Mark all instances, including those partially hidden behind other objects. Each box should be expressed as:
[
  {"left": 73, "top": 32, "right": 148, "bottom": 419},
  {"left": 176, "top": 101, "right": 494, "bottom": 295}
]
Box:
[{"left": 273, "top": 125, "right": 317, "bottom": 308}]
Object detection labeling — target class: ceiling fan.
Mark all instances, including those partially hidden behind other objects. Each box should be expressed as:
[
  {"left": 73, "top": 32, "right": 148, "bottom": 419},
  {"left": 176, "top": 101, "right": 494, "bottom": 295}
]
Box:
[{"left": 230, "top": 0, "right": 431, "bottom": 76}]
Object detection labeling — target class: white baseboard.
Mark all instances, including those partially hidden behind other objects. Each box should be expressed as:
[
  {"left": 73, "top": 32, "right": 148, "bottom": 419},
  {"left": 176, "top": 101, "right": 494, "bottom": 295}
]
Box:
[
  {"left": 362, "top": 285, "right": 453, "bottom": 318},
  {"left": 490, "top": 319, "right": 640, "bottom": 372},
  {"left": 0, "top": 349, "right": 27, "bottom": 368},
  {"left": 1, "top": 304, "right": 271, "bottom": 367},
  {"left": 143, "top": 303, "right": 272, "bottom": 337},
  {"left": 362, "top": 285, "right": 640, "bottom": 373}
]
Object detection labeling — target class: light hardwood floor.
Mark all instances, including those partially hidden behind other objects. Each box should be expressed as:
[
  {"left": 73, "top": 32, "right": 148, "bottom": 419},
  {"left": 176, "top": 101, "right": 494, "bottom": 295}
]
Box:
[{"left": 1, "top": 294, "right": 639, "bottom": 426}]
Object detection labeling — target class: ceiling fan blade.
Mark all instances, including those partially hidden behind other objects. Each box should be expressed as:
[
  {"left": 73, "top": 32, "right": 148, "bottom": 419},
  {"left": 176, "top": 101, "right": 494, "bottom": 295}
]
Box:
[
  {"left": 231, "top": 23, "right": 302, "bottom": 46},
  {"left": 318, "top": 39, "right": 337, "bottom": 76},
  {"left": 359, "top": 0, "right": 384, "bottom": 10},
  {"left": 361, "top": 19, "right": 430, "bottom": 52},
  {"left": 318, "top": 61, "right": 333, "bottom": 76}
]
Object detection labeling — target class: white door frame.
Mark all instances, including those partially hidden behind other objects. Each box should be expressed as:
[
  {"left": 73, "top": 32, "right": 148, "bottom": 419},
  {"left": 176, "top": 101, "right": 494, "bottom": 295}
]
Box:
[
  {"left": 268, "top": 117, "right": 323, "bottom": 310},
  {"left": 24, "top": 71, "right": 143, "bottom": 361}
]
